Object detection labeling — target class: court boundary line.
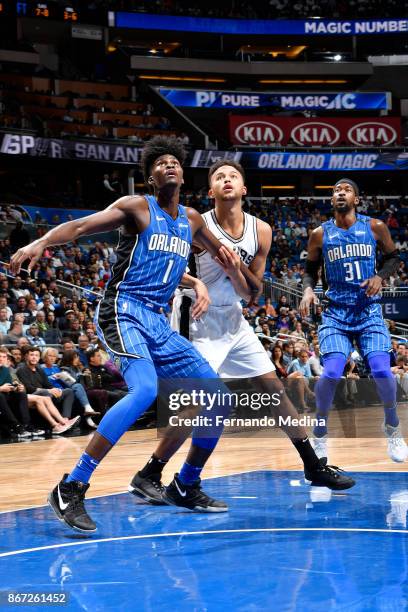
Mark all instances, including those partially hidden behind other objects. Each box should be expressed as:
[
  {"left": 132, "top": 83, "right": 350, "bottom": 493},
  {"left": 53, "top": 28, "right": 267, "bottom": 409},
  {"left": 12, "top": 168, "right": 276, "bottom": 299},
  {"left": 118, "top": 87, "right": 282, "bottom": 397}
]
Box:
[{"left": 1, "top": 527, "right": 407, "bottom": 559}]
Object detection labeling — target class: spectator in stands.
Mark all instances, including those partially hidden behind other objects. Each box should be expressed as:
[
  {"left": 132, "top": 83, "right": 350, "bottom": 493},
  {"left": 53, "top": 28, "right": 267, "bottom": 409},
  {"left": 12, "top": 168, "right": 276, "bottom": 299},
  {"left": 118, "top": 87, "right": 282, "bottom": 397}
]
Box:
[
  {"left": 282, "top": 341, "right": 295, "bottom": 367},
  {"left": 13, "top": 296, "right": 31, "bottom": 323},
  {"left": 25, "top": 323, "right": 46, "bottom": 347},
  {"left": 60, "top": 349, "right": 109, "bottom": 419},
  {"left": 308, "top": 343, "right": 323, "bottom": 377},
  {"left": 9, "top": 347, "right": 22, "bottom": 366},
  {"left": 78, "top": 334, "right": 92, "bottom": 366},
  {"left": 17, "top": 346, "right": 75, "bottom": 419},
  {"left": 264, "top": 297, "right": 277, "bottom": 318},
  {"left": 6, "top": 320, "right": 25, "bottom": 344},
  {"left": 85, "top": 347, "right": 127, "bottom": 405},
  {"left": 0, "top": 346, "right": 32, "bottom": 438},
  {"left": 0, "top": 308, "right": 11, "bottom": 335},
  {"left": 41, "top": 348, "right": 99, "bottom": 427},
  {"left": 271, "top": 344, "right": 311, "bottom": 414}
]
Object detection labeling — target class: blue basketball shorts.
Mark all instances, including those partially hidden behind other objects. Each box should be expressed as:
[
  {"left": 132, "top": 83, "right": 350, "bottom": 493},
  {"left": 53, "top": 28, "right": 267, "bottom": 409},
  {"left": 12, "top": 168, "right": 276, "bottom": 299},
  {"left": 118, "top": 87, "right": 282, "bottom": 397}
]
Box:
[
  {"left": 318, "top": 302, "right": 391, "bottom": 360},
  {"left": 96, "top": 294, "right": 208, "bottom": 378}
]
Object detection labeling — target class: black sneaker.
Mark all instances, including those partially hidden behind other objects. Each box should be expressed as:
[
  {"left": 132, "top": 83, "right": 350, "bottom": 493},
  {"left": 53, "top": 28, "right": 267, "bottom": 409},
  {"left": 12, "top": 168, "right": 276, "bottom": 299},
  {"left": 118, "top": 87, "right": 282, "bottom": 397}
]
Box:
[
  {"left": 304, "top": 462, "right": 356, "bottom": 491},
  {"left": 128, "top": 472, "right": 166, "bottom": 505},
  {"left": 48, "top": 474, "right": 96, "bottom": 532},
  {"left": 163, "top": 473, "right": 228, "bottom": 512}
]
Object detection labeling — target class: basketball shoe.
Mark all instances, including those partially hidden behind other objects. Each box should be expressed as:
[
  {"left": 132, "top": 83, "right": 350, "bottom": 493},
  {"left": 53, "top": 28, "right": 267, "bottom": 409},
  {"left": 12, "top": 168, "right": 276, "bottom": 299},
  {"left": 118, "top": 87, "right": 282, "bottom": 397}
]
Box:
[
  {"left": 48, "top": 474, "right": 96, "bottom": 532},
  {"left": 128, "top": 472, "right": 166, "bottom": 505},
  {"left": 163, "top": 474, "right": 228, "bottom": 512}
]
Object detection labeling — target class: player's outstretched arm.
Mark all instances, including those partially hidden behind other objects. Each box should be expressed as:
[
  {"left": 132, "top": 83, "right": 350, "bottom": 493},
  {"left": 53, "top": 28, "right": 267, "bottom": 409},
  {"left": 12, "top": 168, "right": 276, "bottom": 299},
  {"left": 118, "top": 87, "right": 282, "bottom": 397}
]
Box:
[
  {"left": 299, "top": 227, "right": 323, "bottom": 317},
  {"left": 186, "top": 207, "right": 262, "bottom": 303},
  {"left": 361, "top": 219, "right": 401, "bottom": 297},
  {"left": 10, "top": 196, "right": 144, "bottom": 274}
]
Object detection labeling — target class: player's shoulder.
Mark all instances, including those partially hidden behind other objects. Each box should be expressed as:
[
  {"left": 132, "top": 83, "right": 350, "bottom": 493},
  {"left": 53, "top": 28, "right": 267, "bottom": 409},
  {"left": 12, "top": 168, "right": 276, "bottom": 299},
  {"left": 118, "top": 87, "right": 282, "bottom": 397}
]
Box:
[
  {"left": 110, "top": 194, "right": 149, "bottom": 212},
  {"left": 254, "top": 217, "right": 272, "bottom": 237}
]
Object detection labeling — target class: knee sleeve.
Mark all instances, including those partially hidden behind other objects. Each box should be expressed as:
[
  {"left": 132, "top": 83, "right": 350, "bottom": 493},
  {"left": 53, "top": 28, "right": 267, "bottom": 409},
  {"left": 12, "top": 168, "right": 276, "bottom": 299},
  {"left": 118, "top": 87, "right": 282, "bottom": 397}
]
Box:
[{"left": 97, "top": 358, "right": 157, "bottom": 446}]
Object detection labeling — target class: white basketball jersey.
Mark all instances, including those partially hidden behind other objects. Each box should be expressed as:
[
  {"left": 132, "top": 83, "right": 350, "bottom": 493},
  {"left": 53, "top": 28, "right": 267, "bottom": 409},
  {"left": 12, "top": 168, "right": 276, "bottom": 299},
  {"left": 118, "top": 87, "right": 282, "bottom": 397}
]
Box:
[{"left": 194, "top": 210, "right": 259, "bottom": 306}]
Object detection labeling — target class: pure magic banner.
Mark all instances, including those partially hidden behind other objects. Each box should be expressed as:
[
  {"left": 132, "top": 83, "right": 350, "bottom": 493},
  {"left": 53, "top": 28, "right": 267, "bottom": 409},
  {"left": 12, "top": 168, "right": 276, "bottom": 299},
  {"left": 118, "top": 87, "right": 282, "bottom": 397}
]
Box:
[
  {"left": 229, "top": 116, "right": 401, "bottom": 147},
  {"left": 159, "top": 89, "right": 391, "bottom": 111}
]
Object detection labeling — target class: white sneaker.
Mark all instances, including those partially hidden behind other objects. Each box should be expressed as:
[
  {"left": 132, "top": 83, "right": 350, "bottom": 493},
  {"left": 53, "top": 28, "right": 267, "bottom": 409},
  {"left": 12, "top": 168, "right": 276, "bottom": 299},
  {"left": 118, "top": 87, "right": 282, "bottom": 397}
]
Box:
[
  {"left": 52, "top": 416, "right": 81, "bottom": 436},
  {"left": 311, "top": 435, "right": 329, "bottom": 462},
  {"left": 383, "top": 423, "right": 408, "bottom": 463}
]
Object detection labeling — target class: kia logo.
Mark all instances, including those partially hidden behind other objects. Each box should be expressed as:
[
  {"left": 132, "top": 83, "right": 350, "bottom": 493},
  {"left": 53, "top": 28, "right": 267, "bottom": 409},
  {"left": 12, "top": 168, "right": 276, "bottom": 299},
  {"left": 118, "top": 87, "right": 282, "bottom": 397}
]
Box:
[
  {"left": 234, "top": 121, "right": 283, "bottom": 144},
  {"left": 291, "top": 122, "right": 340, "bottom": 145},
  {"left": 347, "top": 122, "right": 397, "bottom": 146}
]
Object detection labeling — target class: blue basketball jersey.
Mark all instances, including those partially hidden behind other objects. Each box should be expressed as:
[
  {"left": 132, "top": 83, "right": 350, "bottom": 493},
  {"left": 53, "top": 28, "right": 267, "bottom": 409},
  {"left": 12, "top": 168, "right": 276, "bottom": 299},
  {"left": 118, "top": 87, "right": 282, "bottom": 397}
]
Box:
[
  {"left": 107, "top": 195, "right": 191, "bottom": 310},
  {"left": 322, "top": 214, "right": 378, "bottom": 308}
]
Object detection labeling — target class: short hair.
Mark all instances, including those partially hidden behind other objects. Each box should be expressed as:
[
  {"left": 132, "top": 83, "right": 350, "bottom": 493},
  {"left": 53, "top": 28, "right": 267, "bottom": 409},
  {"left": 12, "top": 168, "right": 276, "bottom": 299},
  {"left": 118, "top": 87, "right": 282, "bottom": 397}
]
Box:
[
  {"left": 140, "top": 136, "right": 186, "bottom": 184},
  {"left": 24, "top": 346, "right": 41, "bottom": 357},
  {"left": 333, "top": 178, "right": 359, "bottom": 196},
  {"left": 0, "top": 346, "right": 9, "bottom": 355},
  {"left": 86, "top": 347, "right": 100, "bottom": 361},
  {"left": 42, "top": 347, "right": 57, "bottom": 360},
  {"left": 208, "top": 159, "right": 245, "bottom": 184}
]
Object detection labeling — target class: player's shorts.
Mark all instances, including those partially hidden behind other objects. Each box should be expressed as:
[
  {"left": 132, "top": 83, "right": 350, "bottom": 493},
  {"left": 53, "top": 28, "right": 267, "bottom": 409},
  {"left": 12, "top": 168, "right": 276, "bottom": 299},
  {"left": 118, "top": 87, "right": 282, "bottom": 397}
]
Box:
[
  {"left": 96, "top": 294, "right": 208, "bottom": 378},
  {"left": 171, "top": 295, "right": 275, "bottom": 378},
  {"left": 318, "top": 302, "right": 391, "bottom": 360}
]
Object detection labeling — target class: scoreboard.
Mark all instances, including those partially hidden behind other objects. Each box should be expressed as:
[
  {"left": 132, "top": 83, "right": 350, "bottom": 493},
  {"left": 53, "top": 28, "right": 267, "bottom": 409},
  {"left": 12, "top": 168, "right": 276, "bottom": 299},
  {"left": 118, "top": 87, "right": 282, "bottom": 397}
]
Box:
[{"left": 0, "top": 1, "right": 79, "bottom": 21}]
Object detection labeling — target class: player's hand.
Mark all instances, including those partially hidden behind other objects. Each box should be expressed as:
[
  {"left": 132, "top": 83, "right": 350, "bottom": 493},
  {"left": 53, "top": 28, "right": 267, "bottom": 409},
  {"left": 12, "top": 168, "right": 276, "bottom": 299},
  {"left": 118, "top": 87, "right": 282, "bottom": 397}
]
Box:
[
  {"left": 299, "top": 288, "right": 318, "bottom": 317},
  {"left": 9, "top": 239, "right": 46, "bottom": 275},
  {"left": 191, "top": 279, "right": 210, "bottom": 320},
  {"left": 214, "top": 245, "right": 241, "bottom": 277},
  {"left": 360, "top": 275, "right": 383, "bottom": 297}
]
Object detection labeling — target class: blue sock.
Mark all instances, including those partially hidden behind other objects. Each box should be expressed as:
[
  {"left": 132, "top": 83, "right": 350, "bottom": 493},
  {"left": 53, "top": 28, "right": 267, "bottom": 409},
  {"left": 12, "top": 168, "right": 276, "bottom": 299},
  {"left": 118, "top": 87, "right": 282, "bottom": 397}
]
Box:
[
  {"left": 179, "top": 462, "right": 203, "bottom": 485},
  {"left": 368, "top": 352, "right": 399, "bottom": 428},
  {"left": 66, "top": 452, "right": 99, "bottom": 484}
]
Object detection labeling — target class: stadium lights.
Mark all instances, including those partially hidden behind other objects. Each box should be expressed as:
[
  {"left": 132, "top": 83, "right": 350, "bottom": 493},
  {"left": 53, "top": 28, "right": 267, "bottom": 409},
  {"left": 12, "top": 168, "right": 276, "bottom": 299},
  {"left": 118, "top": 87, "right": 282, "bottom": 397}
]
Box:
[
  {"left": 139, "top": 75, "right": 226, "bottom": 82},
  {"left": 333, "top": 54, "right": 343, "bottom": 61},
  {"left": 262, "top": 185, "right": 295, "bottom": 189},
  {"left": 259, "top": 79, "right": 347, "bottom": 84},
  {"left": 315, "top": 185, "right": 334, "bottom": 189}
]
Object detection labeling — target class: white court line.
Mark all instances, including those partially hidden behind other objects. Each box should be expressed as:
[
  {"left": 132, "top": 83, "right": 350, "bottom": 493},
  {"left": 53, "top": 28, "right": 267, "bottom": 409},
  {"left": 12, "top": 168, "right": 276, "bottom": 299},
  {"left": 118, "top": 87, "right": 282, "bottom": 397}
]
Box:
[{"left": 0, "top": 527, "right": 406, "bottom": 559}]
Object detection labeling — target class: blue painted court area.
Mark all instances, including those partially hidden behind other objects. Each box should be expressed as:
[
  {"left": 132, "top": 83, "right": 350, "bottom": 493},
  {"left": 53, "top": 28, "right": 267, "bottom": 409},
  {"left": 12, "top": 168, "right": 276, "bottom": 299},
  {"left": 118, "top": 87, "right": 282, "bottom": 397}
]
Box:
[{"left": 1, "top": 471, "right": 408, "bottom": 611}]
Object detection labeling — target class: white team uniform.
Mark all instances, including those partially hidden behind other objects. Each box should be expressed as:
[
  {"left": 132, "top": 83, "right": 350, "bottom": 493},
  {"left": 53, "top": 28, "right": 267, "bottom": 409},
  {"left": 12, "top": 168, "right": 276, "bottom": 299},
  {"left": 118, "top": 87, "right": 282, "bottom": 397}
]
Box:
[{"left": 171, "top": 209, "right": 274, "bottom": 377}]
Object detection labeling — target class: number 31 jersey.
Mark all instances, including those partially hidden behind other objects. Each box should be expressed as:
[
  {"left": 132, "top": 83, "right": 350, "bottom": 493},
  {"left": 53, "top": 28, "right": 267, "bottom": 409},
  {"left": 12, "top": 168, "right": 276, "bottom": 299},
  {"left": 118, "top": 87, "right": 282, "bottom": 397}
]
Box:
[{"left": 322, "top": 214, "right": 378, "bottom": 308}]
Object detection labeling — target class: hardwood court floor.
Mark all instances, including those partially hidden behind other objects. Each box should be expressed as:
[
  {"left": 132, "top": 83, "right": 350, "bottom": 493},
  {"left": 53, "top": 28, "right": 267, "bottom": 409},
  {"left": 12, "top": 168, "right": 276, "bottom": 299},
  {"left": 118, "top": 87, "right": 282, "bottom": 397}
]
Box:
[{"left": 2, "top": 405, "right": 407, "bottom": 512}]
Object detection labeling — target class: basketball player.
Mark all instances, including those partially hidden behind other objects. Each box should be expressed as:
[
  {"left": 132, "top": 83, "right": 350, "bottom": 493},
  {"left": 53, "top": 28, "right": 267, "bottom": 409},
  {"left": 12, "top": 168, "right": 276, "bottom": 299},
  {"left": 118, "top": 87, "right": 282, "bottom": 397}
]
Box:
[
  {"left": 129, "top": 160, "right": 355, "bottom": 504},
  {"left": 10, "top": 137, "right": 263, "bottom": 532},
  {"left": 300, "top": 178, "right": 407, "bottom": 463}
]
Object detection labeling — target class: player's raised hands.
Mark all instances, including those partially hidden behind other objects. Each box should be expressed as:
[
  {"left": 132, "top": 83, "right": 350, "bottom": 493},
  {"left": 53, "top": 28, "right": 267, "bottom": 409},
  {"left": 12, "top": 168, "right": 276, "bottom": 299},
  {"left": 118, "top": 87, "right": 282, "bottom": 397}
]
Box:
[
  {"left": 299, "top": 287, "right": 319, "bottom": 317},
  {"left": 10, "top": 240, "right": 46, "bottom": 275},
  {"left": 360, "top": 274, "right": 383, "bottom": 297}
]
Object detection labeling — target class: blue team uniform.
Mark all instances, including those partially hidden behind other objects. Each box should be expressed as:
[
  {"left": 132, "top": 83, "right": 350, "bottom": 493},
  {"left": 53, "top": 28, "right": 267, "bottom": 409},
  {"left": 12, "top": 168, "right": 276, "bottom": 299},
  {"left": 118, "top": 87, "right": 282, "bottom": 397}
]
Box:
[
  {"left": 318, "top": 214, "right": 391, "bottom": 359},
  {"left": 96, "top": 195, "right": 207, "bottom": 377}
]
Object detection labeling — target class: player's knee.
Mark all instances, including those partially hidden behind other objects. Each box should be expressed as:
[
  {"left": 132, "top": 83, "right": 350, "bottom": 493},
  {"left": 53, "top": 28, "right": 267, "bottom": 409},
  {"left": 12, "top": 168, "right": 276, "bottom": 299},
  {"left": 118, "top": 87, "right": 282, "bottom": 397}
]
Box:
[{"left": 368, "top": 352, "right": 392, "bottom": 378}]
